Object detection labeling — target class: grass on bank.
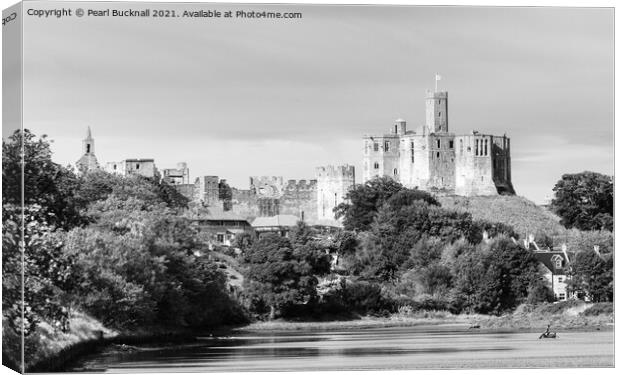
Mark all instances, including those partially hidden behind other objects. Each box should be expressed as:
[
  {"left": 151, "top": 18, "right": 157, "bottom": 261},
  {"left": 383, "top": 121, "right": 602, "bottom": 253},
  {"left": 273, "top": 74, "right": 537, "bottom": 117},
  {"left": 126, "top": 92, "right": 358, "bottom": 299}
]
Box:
[
  {"left": 240, "top": 301, "right": 613, "bottom": 332},
  {"left": 437, "top": 195, "right": 565, "bottom": 237}
]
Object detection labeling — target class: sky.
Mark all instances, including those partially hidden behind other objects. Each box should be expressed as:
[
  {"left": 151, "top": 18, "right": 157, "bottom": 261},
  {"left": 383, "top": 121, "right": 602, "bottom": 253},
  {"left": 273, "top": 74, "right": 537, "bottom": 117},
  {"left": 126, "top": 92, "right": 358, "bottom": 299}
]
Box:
[{"left": 4, "top": 1, "right": 614, "bottom": 204}]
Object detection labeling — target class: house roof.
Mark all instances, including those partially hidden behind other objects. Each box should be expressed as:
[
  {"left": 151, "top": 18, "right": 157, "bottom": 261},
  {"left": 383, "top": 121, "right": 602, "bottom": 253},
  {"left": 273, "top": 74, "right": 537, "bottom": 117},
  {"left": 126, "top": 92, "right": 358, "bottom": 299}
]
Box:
[
  {"left": 533, "top": 251, "right": 571, "bottom": 276},
  {"left": 251, "top": 215, "right": 300, "bottom": 228}
]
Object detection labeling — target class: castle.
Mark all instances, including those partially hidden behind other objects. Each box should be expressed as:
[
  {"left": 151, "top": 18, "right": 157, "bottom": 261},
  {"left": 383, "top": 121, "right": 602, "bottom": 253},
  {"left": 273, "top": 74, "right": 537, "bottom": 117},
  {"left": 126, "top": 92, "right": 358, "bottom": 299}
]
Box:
[
  {"left": 74, "top": 128, "right": 354, "bottom": 225},
  {"left": 75, "top": 83, "right": 514, "bottom": 225},
  {"left": 363, "top": 88, "right": 514, "bottom": 195}
]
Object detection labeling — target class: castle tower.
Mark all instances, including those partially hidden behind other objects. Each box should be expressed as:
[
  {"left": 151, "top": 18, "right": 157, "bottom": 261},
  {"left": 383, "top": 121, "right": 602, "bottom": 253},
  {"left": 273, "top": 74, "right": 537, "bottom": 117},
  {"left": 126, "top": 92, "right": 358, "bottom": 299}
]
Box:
[
  {"left": 425, "top": 90, "right": 448, "bottom": 133},
  {"left": 76, "top": 127, "right": 100, "bottom": 174},
  {"left": 316, "top": 165, "right": 355, "bottom": 223}
]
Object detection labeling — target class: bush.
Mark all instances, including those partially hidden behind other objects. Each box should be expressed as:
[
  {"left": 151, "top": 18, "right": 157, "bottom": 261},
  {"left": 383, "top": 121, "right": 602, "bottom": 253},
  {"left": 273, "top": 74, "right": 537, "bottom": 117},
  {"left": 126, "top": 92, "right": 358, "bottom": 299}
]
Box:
[
  {"left": 535, "top": 299, "right": 585, "bottom": 315},
  {"left": 323, "top": 279, "right": 397, "bottom": 315},
  {"left": 526, "top": 281, "right": 554, "bottom": 304},
  {"left": 581, "top": 302, "right": 614, "bottom": 316}
]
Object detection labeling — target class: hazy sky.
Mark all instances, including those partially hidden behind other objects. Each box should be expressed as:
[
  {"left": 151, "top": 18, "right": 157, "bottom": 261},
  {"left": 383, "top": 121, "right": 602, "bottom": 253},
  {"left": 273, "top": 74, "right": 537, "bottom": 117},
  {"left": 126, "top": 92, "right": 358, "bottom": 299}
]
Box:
[{"left": 10, "top": 2, "right": 613, "bottom": 203}]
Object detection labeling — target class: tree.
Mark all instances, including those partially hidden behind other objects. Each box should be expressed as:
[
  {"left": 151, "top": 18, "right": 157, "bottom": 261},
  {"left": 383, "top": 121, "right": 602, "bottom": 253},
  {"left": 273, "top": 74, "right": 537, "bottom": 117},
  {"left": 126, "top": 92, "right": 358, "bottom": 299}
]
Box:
[
  {"left": 334, "top": 177, "right": 405, "bottom": 231},
  {"left": 567, "top": 249, "right": 613, "bottom": 302},
  {"left": 551, "top": 171, "right": 613, "bottom": 231},
  {"left": 2, "top": 129, "right": 84, "bottom": 229},
  {"left": 218, "top": 180, "right": 233, "bottom": 211},
  {"left": 2, "top": 205, "right": 75, "bottom": 337},
  {"left": 242, "top": 234, "right": 331, "bottom": 319},
  {"left": 451, "top": 236, "right": 540, "bottom": 314}
]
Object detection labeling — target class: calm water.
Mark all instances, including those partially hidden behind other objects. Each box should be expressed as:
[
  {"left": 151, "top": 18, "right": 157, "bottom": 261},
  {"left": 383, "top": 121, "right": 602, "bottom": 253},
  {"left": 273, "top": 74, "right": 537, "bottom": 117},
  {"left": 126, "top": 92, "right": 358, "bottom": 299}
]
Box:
[{"left": 64, "top": 325, "right": 614, "bottom": 372}]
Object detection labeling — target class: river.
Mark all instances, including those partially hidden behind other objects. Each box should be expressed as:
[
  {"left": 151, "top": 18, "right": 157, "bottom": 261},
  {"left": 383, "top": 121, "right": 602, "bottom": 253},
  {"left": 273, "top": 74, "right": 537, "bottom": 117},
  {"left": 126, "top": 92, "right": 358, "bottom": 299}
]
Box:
[{"left": 63, "top": 325, "right": 613, "bottom": 372}]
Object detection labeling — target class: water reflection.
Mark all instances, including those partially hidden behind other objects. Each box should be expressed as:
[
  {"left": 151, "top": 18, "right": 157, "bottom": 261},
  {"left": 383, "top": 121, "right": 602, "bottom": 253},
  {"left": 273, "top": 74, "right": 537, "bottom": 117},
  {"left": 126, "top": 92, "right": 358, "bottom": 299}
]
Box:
[{"left": 64, "top": 326, "right": 614, "bottom": 372}]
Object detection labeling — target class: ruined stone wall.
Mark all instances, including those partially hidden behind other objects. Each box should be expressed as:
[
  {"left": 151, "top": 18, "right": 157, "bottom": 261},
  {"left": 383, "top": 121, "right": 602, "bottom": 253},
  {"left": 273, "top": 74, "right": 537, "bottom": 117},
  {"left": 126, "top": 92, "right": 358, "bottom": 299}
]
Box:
[
  {"left": 230, "top": 179, "right": 319, "bottom": 222},
  {"left": 231, "top": 188, "right": 260, "bottom": 220},
  {"left": 175, "top": 183, "right": 195, "bottom": 201},
  {"left": 491, "top": 136, "right": 515, "bottom": 194},
  {"left": 316, "top": 165, "right": 355, "bottom": 221},
  {"left": 195, "top": 176, "right": 220, "bottom": 206},
  {"left": 281, "top": 180, "right": 318, "bottom": 222}
]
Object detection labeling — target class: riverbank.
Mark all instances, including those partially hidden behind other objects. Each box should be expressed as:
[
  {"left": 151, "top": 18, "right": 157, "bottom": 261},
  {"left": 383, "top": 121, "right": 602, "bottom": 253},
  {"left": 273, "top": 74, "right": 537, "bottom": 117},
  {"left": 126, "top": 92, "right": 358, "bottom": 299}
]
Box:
[
  {"left": 240, "top": 302, "right": 614, "bottom": 332},
  {"left": 12, "top": 311, "right": 233, "bottom": 373},
  {"left": 15, "top": 301, "right": 613, "bottom": 372}
]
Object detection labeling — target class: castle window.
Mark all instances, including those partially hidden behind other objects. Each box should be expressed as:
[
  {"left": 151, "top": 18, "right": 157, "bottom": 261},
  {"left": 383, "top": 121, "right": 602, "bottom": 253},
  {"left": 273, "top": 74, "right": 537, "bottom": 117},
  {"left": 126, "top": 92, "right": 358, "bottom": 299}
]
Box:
[
  {"left": 437, "top": 139, "right": 441, "bottom": 148},
  {"left": 86, "top": 144, "right": 91, "bottom": 153},
  {"left": 373, "top": 142, "right": 379, "bottom": 152},
  {"left": 485, "top": 139, "right": 488, "bottom": 156},
  {"left": 394, "top": 125, "right": 398, "bottom": 133},
  {"left": 438, "top": 111, "right": 441, "bottom": 118},
  {"left": 384, "top": 141, "right": 390, "bottom": 152},
  {"left": 393, "top": 168, "right": 398, "bottom": 176},
  {"left": 136, "top": 164, "right": 140, "bottom": 169},
  {"left": 449, "top": 140, "right": 454, "bottom": 149},
  {"left": 113, "top": 164, "right": 117, "bottom": 170},
  {"left": 475, "top": 139, "right": 479, "bottom": 156},
  {"left": 374, "top": 162, "right": 379, "bottom": 169},
  {"left": 438, "top": 99, "right": 441, "bottom": 104},
  {"left": 436, "top": 152, "right": 440, "bottom": 159}
]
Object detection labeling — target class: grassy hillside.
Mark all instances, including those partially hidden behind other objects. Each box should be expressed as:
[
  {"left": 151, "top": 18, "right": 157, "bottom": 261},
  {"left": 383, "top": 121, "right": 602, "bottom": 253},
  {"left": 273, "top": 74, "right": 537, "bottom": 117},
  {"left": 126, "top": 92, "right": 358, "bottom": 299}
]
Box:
[{"left": 437, "top": 195, "right": 566, "bottom": 238}]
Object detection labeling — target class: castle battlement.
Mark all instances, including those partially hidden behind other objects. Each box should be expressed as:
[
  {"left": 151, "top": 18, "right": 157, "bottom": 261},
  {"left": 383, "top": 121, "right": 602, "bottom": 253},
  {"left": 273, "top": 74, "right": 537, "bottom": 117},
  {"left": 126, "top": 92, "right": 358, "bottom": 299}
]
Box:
[
  {"left": 284, "top": 179, "right": 318, "bottom": 191},
  {"left": 316, "top": 165, "right": 355, "bottom": 179}
]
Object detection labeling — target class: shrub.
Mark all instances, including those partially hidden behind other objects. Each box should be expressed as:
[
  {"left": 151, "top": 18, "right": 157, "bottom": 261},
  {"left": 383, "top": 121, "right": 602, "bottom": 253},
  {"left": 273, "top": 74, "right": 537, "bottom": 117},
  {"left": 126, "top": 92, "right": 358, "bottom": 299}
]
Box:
[
  {"left": 526, "top": 281, "right": 554, "bottom": 304},
  {"left": 535, "top": 299, "right": 585, "bottom": 315},
  {"left": 581, "top": 302, "right": 614, "bottom": 316}
]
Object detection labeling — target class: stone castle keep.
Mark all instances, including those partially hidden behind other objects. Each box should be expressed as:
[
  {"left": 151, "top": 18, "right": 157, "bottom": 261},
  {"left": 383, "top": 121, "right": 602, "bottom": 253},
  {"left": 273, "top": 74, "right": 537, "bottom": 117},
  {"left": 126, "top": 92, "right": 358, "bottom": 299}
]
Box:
[
  {"left": 363, "top": 89, "right": 515, "bottom": 195},
  {"left": 75, "top": 83, "right": 514, "bottom": 226}
]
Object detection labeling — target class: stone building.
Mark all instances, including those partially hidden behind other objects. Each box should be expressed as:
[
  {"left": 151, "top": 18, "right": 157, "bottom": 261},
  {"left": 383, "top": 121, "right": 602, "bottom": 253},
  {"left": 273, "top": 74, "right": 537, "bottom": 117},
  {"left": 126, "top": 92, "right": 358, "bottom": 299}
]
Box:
[
  {"left": 75, "top": 127, "right": 100, "bottom": 174},
  {"left": 162, "top": 162, "right": 190, "bottom": 185},
  {"left": 231, "top": 177, "right": 319, "bottom": 222},
  {"left": 316, "top": 165, "right": 355, "bottom": 223},
  {"left": 194, "top": 176, "right": 220, "bottom": 206},
  {"left": 105, "top": 158, "right": 157, "bottom": 178},
  {"left": 363, "top": 87, "right": 514, "bottom": 196}
]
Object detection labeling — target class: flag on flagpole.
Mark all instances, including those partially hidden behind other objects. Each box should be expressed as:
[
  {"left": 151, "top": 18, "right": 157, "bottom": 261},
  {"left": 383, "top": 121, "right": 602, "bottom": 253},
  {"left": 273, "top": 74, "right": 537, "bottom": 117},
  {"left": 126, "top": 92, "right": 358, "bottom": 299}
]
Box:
[{"left": 435, "top": 74, "right": 442, "bottom": 81}]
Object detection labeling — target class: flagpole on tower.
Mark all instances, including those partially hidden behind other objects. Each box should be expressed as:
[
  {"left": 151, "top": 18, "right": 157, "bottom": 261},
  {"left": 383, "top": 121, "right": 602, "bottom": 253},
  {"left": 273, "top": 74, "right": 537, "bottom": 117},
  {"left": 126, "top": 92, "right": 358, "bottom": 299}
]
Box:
[{"left": 435, "top": 73, "right": 442, "bottom": 92}]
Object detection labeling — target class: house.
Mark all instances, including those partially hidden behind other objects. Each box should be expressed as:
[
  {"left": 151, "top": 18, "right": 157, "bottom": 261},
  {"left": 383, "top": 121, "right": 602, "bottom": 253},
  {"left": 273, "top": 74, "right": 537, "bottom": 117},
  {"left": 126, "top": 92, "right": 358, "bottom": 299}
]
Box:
[
  {"left": 191, "top": 207, "right": 252, "bottom": 247},
  {"left": 251, "top": 215, "right": 301, "bottom": 238},
  {"left": 530, "top": 243, "right": 574, "bottom": 301}
]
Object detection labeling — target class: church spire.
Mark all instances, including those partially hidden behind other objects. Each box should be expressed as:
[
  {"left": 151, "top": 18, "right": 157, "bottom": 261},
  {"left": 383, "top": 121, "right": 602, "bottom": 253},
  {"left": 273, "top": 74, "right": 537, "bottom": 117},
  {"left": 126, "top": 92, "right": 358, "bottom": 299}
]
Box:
[{"left": 76, "top": 126, "right": 100, "bottom": 174}]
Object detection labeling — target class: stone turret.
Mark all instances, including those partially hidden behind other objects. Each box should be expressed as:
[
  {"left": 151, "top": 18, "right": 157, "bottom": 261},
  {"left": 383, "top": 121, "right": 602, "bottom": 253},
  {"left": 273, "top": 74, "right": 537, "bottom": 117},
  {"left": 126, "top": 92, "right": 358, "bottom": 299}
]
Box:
[
  {"left": 425, "top": 90, "right": 448, "bottom": 133},
  {"left": 316, "top": 165, "right": 355, "bottom": 222}
]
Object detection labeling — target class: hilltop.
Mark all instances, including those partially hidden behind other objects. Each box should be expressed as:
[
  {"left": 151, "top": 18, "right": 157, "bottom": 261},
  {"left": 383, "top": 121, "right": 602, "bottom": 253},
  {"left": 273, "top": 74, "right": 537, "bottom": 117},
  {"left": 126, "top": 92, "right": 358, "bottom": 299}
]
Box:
[{"left": 437, "top": 195, "right": 566, "bottom": 238}]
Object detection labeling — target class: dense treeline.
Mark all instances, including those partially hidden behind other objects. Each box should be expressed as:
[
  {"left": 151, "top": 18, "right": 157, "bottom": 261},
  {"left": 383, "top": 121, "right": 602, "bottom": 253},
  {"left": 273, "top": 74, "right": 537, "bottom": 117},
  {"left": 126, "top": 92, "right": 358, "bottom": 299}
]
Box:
[
  {"left": 240, "top": 176, "right": 613, "bottom": 320},
  {"left": 2, "top": 130, "right": 245, "bottom": 368}
]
